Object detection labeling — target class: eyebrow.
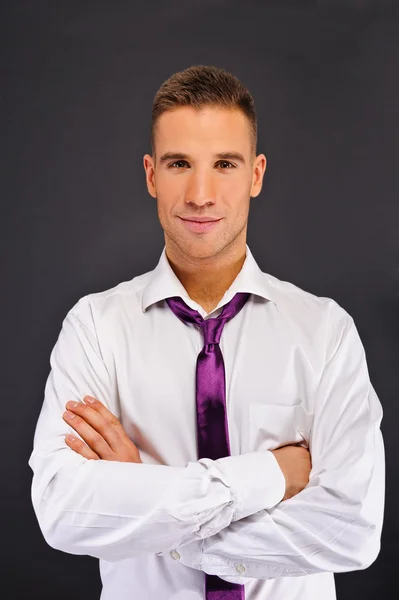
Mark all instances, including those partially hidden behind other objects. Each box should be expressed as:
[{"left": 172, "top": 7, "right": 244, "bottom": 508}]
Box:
[{"left": 158, "top": 152, "right": 246, "bottom": 165}]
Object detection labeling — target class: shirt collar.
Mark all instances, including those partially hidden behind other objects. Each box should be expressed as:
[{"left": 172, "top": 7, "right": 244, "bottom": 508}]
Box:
[{"left": 141, "top": 243, "right": 277, "bottom": 313}]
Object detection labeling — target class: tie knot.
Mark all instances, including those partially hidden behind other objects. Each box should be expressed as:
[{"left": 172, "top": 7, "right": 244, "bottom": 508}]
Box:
[
  {"left": 165, "top": 292, "right": 251, "bottom": 346},
  {"left": 200, "top": 317, "right": 226, "bottom": 346}
]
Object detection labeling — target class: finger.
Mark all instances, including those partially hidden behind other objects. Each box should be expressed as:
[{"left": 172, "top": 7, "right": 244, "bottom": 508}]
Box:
[
  {"left": 81, "top": 397, "right": 143, "bottom": 464},
  {"left": 65, "top": 399, "right": 123, "bottom": 452},
  {"left": 63, "top": 408, "right": 113, "bottom": 458},
  {"left": 83, "top": 396, "right": 131, "bottom": 451},
  {"left": 65, "top": 434, "right": 100, "bottom": 460},
  {"left": 82, "top": 396, "right": 128, "bottom": 439}
]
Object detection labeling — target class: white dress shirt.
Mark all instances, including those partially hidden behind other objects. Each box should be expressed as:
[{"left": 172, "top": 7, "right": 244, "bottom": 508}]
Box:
[{"left": 28, "top": 243, "right": 385, "bottom": 600}]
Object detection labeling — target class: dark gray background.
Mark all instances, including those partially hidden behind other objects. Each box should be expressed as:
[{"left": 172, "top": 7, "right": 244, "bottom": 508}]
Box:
[{"left": 1, "top": 1, "right": 398, "bottom": 598}]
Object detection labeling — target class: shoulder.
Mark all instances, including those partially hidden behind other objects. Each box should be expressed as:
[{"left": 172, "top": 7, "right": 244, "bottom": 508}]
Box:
[
  {"left": 66, "top": 269, "right": 153, "bottom": 329},
  {"left": 265, "top": 271, "right": 351, "bottom": 323},
  {"left": 261, "top": 271, "right": 354, "bottom": 361}
]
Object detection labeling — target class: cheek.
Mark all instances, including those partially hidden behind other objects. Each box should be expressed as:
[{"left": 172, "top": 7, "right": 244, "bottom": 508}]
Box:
[
  {"left": 224, "top": 176, "right": 250, "bottom": 198},
  {"left": 156, "top": 197, "right": 179, "bottom": 232},
  {"left": 156, "top": 179, "right": 182, "bottom": 209},
  {"left": 156, "top": 192, "right": 174, "bottom": 214},
  {"left": 228, "top": 183, "right": 251, "bottom": 210}
]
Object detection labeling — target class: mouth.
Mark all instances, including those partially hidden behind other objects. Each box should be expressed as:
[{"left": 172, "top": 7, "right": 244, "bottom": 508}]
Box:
[{"left": 178, "top": 217, "right": 223, "bottom": 233}]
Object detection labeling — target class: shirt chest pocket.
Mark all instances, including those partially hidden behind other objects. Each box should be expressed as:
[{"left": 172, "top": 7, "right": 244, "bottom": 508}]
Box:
[{"left": 248, "top": 403, "right": 314, "bottom": 452}]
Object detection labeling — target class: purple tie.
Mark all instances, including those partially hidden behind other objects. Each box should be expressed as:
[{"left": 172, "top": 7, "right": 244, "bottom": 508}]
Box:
[{"left": 165, "top": 292, "right": 250, "bottom": 600}]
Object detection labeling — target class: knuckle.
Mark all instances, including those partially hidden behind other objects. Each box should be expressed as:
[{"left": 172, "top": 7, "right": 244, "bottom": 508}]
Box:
[
  {"left": 92, "top": 432, "right": 104, "bottom": 446},
  {"left": 109, "top": 415, "right": 120, "bottom": 428},
  {"left": 104, "top": 421, "right": 115, "bottom": 434}
]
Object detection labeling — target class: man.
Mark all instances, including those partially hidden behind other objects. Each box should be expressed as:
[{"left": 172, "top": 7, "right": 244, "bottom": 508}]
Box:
[{"left": 28, "top": 65, "right": 385, "bottom": 600}]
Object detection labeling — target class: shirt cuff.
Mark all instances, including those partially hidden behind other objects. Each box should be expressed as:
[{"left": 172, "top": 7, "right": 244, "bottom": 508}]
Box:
[{"left": 215, "top": 450, "right": 286, "bottom": 522}]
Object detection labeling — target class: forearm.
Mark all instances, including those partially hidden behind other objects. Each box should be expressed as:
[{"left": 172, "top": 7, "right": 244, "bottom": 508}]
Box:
[
  {"left": 29, "top": 443, "right": 285, "bottom": 562},
  {"left": 172, "top": 304, "right": 386, "bottom": 582},
  {"left": 174, "top": 426, "right": 384, "bottom": 581},
  {"left": 29, "top": 302, "right": 285, "bottom": 562}
]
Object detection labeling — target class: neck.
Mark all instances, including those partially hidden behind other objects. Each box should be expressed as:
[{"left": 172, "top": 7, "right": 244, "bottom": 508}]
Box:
[{"left": 165, "top": 237, "right": 247, "bottom": 312}]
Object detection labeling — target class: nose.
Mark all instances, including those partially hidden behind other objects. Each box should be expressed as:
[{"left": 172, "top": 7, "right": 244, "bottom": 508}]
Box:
[{"left": 184, "top": 169, "right": 216, "bottom": 207}]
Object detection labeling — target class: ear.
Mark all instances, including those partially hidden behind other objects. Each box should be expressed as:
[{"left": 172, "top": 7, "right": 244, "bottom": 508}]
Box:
[
  {"left": 143, "top": 154, "right": 157, "bottom": 198},
  {"left": 250, "top": 154, "right": 267, "bottom": 198}
]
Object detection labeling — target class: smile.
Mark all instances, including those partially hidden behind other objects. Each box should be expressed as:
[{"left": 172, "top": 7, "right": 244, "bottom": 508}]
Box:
[{"left": 179, "top": 218, "right": 222, "bottom": 233}]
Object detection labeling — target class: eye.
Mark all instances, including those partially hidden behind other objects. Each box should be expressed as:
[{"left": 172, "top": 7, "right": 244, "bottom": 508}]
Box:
[
  {"left": 168, "top": 160, "right": 235, "bottom": 169},
  {"left": 169, "top": 160, "right": 189, "bottom": 168},
  {"left": 217, "top": 161, "right": 235, "bottom": 169}
]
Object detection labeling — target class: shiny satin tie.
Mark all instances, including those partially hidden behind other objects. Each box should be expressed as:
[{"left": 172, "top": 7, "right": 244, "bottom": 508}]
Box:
[{"left": 165, "top": 292, "right": 250, "bottom": 600}]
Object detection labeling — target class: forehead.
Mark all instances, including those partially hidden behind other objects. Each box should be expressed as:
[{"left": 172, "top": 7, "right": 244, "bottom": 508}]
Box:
[{"left": 155, "top": 105, "right": 251, "bottom": 152}]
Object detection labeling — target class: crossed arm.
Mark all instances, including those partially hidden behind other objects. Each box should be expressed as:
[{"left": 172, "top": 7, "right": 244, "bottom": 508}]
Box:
[{"left": 28, "top": 296, "right": 385, "bottom": 579}]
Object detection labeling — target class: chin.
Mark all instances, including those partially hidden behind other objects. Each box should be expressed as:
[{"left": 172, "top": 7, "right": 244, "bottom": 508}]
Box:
[
  {"left": 167, "top": 233, "right": 216, "bottom": 258},
  {"left": 183, "top": 239, "right": 230, "bottom": 261}
]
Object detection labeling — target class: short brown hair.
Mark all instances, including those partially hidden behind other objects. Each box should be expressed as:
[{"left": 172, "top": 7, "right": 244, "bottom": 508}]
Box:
[{"left": 151, "top": 64, "right": 257, "bottom": 161}]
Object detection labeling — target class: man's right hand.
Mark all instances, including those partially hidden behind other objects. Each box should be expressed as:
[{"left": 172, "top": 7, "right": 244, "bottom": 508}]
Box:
[{"left": 271, "top": 444, "right": 312, "bottom": 501}]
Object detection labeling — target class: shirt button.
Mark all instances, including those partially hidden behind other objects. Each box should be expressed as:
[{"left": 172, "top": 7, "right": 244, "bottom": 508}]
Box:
[
  {"left": 235, "top": 563, "right": 246, "bottom": 574},
  {"left": 170, "top": 550, "right": 181, "bottom": 560}
]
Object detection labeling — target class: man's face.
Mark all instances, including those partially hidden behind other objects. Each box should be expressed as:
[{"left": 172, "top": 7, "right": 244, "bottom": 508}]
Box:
[{"left": 143, "top": 105, "right": 266, "bottom": 261}]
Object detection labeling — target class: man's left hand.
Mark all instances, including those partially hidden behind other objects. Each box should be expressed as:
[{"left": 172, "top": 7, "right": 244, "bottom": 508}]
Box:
[{"left": 62, "top": 396, "right": 142, "bottom": 463}]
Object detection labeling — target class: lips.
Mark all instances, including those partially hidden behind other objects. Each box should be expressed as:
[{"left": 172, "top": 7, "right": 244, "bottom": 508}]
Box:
[
  {"left": 179, "top": 217, "right": 222, "bottom": 233},
  {"left": 180, "top": 218, "right": 221, "bottom": 223}
]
